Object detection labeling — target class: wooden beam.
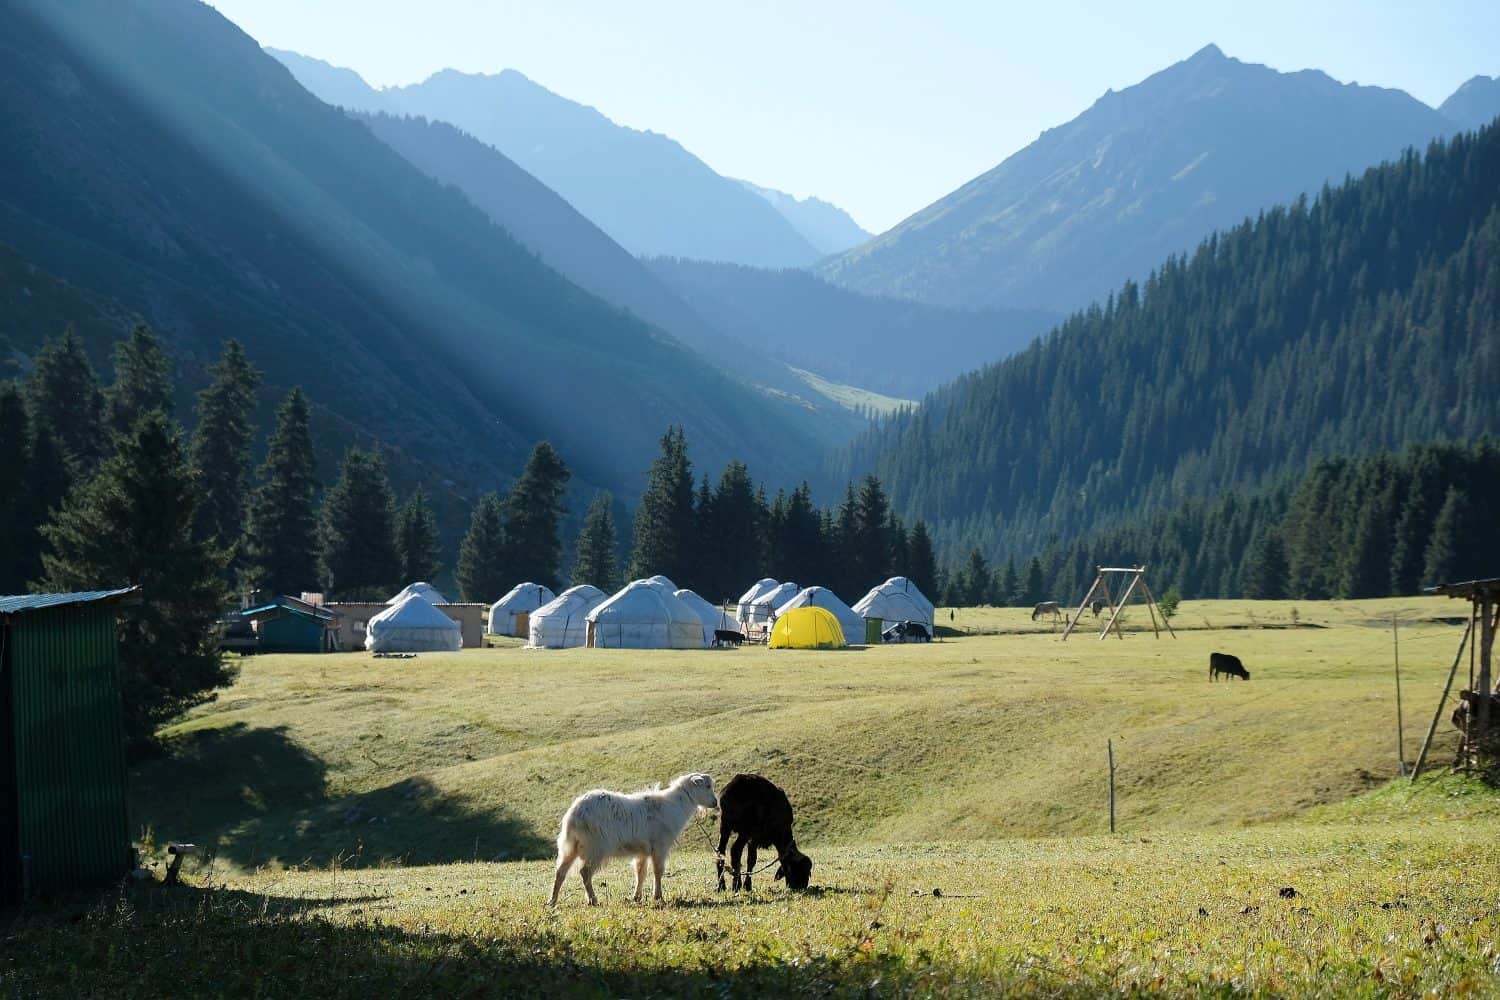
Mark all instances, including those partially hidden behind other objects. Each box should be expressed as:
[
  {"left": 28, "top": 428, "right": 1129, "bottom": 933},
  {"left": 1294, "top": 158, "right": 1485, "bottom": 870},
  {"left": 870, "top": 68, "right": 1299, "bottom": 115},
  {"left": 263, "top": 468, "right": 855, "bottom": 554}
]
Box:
[
  {"left": 1411, "top": 617, "right": 1474, "bottom": 781},
  {"left": 1100, "top": 571, "right": 1143, "bottom": 641},
  {"left": 1136, "top": 576, "right": 1177, "bottom": 639},
  {"left": 1062, "top": 572, "right": 1104, "bottom": 641}
]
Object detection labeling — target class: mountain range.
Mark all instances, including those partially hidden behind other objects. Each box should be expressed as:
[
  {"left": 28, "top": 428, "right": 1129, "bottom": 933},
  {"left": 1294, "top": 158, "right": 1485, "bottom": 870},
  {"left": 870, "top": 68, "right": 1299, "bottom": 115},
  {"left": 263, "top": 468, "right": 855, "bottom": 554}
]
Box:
[
  {"left": 0, "top": 0, "right": 831, "bottom": 520},
  {"left": 269, "top": 50, "right": 865, "bottom": 267},
  {"left": 819, "top": 45, "right": 1500, "bottom": 313}
]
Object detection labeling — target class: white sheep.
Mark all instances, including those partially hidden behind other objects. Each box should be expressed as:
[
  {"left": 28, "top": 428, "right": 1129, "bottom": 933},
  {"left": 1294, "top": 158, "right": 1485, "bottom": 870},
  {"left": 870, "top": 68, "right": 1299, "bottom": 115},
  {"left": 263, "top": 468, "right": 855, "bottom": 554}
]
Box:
[{"left": 548, "top": 773, "right": 719, "bottom": 906}]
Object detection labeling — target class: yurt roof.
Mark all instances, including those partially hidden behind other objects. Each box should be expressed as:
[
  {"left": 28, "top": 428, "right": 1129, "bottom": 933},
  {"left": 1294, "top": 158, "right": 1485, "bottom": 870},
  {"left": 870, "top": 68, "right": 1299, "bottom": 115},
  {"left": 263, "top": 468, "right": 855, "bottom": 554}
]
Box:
[
  {"left": 736, "top": 578, "right": 780, "bottom": 604},
  {"left": 370, "top": 593, "right": 460, "bottom": 629},
  {"left": 750, "top": 581, "right": 799, "bottom": 608},
  {"left": 537, "top": 584, "right": 606, "bottom": 614},
  {"left": 589, "top": 580, "right": 698, "bottom": 623},
  {"left": 490, "top": 582, "right": 555, "bottom": 612},
  {"left": 387, "top": 581, "right": 449, "bottom": 606},
  {"left": 644, "top": 574, "right": 678, "bottom": 591},
  {"left": 675, "top": 589, "right": 737, "bottom": 628}
]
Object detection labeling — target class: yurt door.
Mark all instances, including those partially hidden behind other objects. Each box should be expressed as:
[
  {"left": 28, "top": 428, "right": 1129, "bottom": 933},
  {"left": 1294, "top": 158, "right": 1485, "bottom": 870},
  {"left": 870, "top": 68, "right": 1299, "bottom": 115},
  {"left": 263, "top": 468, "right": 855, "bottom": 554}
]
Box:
[
  {"left": 586, "top": 621, "right": 597, "bottom": 648},
  {"left": 864, "top": 618, "right": 883, "bottom": 644},
  {"left": 514, "top": 612, "right": 529, "bottom": 639}
]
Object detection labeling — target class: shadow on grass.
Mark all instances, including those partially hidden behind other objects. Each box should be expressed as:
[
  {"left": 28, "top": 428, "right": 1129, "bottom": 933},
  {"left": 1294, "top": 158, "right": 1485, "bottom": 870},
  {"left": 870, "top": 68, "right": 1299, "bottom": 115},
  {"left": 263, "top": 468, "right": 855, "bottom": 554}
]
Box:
[
  {"left": 1, "top": 882, "right": 1187, "bottom": 999},
  {"left": 130, "top": 723, "right": 548, "bottom": 870}
]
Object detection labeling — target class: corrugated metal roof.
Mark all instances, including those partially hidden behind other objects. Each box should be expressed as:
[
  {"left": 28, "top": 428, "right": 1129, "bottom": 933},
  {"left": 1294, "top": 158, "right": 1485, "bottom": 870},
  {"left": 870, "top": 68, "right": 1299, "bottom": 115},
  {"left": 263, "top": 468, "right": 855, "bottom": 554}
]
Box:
[
  {"left": 0, "top": 587, "right": 139, "bottom": 616},
  {"left": 242, "top": 596, "right": 336, "bottom": 621}
]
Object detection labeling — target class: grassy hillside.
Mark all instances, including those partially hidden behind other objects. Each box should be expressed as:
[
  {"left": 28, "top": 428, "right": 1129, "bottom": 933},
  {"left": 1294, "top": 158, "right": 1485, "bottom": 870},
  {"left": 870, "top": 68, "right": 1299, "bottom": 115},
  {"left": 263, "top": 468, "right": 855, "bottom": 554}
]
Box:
[
  {"left": 130, "top": 597, "right": 1468, "bottom": 871},
  {"left": 8, "top": 598, "right": 1496, "bottom": 997}
]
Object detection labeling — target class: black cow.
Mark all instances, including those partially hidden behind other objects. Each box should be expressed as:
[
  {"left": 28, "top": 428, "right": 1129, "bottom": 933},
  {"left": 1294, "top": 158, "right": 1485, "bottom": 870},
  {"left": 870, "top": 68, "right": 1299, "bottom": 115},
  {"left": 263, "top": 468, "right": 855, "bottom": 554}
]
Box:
[
  {"left": 1209, "top": 652, "right": 1250, "bottom": 681},
  {"left": 715, "top": 774, "right": 812, "bottom": 892},
  {"left": 882, "top": 620, "right": 931, "bottom": 643},
  {"left": 1090, "top": 599, "right": 1108, "bottom": 618},
  {"left": 713, "top": 628, "right": 747, "bottom": 647}
]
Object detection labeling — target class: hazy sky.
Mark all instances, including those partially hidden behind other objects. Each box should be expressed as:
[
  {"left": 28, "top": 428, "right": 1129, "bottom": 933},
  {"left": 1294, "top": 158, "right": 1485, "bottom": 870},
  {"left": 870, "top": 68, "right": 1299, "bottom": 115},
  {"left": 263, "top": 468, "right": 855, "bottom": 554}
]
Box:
[{"left": 206, "top": 1, "right": 1497, "bottom": 233}]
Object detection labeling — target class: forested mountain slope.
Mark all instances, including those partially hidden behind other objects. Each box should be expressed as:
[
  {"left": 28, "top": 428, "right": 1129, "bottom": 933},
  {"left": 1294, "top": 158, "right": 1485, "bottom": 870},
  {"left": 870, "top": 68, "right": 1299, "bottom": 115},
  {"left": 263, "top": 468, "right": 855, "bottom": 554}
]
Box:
[
  {"left": 820, "top": 45, "right": 1471, "bottom": 312},
  {"left": 270, "top": 50, "right": 823, "bottom": 268},
  {"left": 648, "top": 257, "right": 1057, "bottom": 398},
  {"left": 0, "top": 0, "right": 822, "bottom": 502},
  {"left": 830, "top": 122, "right": 1500, "bottom": 563}
]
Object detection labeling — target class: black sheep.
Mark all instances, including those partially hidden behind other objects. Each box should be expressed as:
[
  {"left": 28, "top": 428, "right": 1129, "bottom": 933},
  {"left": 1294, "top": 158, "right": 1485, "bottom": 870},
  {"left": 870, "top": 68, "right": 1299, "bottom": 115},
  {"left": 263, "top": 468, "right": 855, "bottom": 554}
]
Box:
[{"left": 715, "top": 773, "right": 812, "bottom": 892}]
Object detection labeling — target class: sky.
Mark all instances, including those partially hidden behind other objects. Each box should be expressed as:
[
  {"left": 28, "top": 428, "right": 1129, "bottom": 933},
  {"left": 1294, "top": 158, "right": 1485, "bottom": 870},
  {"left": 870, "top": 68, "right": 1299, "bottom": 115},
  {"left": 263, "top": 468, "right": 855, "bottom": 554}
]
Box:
[{"left": 206, "top": 1, "right": 1498, "bottom": 234}]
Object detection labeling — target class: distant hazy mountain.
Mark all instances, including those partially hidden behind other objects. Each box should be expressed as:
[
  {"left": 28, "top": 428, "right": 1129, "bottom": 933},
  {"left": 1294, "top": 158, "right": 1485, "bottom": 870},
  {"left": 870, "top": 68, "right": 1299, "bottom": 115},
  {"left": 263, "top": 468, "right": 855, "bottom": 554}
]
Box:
[
  {"left": 648, "top": 258, "right": 1056, "bottom": 399},
  {"left": 2, "top": 0, "right": 827, "bottom": 509},
  {"left": 269, "top": 50, "right": 822, "bottom": 268},
  {"left": 1440, "top": 75, "right": 1500, "bottom": 131},
  {"left": 354, "top": 111, "right": 860, "bottom": 430},
  {"left": 738, "top": 180, "right": 871, "bottom": 255},
  {"left": 820, "top": 44, "right": 1468, "bottom": 312}
]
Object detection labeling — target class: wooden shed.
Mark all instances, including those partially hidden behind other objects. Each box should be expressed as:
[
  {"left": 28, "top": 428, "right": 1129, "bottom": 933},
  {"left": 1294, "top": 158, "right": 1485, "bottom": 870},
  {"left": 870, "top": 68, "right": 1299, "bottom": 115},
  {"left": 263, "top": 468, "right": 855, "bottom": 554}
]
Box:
[{"left": 1, "top": 587, "right": 137, "bottom": 904}]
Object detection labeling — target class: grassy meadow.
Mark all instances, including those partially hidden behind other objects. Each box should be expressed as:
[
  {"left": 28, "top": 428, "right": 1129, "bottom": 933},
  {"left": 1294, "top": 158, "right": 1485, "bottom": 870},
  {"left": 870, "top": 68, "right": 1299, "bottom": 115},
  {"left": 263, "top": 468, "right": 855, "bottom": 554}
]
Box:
[{"left": 7, "top": 596, "right": 1499, "bottom": 997}]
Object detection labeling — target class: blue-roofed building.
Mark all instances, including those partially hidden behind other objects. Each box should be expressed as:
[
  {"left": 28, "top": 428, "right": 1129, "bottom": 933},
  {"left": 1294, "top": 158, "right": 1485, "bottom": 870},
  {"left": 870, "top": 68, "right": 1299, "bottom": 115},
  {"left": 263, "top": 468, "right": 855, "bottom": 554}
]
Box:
[
  {"left": 1, "top": 587, "right": 138, "bottom": 903},
  {"left": 236, "top": 595, "right": 339, "bottom": 654}
]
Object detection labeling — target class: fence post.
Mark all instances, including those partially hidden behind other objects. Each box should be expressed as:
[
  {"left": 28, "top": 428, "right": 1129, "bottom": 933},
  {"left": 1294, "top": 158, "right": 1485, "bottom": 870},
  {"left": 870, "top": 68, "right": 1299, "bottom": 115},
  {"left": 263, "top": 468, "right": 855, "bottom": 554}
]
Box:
[{"left": 1107, "top": 738, "right": 1116, "bottom": 834}]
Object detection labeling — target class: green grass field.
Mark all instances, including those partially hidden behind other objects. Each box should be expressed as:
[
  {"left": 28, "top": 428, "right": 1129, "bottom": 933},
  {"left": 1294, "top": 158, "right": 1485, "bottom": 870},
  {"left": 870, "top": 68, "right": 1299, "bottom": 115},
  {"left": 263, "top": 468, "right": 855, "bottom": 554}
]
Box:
[{"left": 7, "top": 597, "right": 1498, "bottom": 997}]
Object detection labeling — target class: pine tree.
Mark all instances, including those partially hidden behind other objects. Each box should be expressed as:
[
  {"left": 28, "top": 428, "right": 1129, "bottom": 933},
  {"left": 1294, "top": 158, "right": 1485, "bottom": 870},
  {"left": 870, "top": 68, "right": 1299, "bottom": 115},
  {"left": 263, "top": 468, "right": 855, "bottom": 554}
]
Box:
[
  {"left": 245, "top": 389, "right": 320, "bottom": 596},
  {"left": 905, "top": 521, "right": 939, "bottom": 601},
  {"left": 105, "top": 324, "right": 174, "bottom": 438},
  {"left": 456, "top": 492, "right": 507, "bottom": 602},
  {"left": 24, "top": 327, "right": 105, "bottom": 470},
  {"left": 961, "top": 548, "right": 992, "bottom": 605},
  {"left": 396, "top": 487, "right": 442, "bottom": 584},
  {"left": 887, "top": 512, "right": 909, "bottom": 579},
  {"left": 1242, "top": 528, "right": 1289, "bottom": 599},
  {"left": 853, "top": 475, "right": 891, "bottom": 589},
  {"left": 39, "top": 411, "right": 230, "bottom": 748},
  {"left": 1388, "top": 491, "right": 1431, "bottom": 595},
  {"left": 501, "top": 441, "right": 570, "bottom": 590},
  {"left": 777, "top": 483, "right": 824, "bottom": 589},
  {"left": 628, "top": 427, "right": 695, "bottom": 583},
  {"left": 701, "top": 461, "right": 761, "bottom": 602},
  {"left": 320, "top": 448, "right": 401, "bottom": 600},
  {"left": 1342, "top": 491, "right": 1395, "bottom": 598},
  {"left": 1422, "top": 487, "right": 1473, "bottom": 586},
  {"left": 190, "top": 340, "right": 261, "bottom": 553},
  {"left": 0, "top": 383, "right": 31, "bottom": 592},
  {"left": 572, "top": 492, "right": 621, "bottom": 592},
  {"left": 1024, "top": 556, "right": 1046, "bottom": 606},
  {"left": 999, "top": 556, "right": 1021, "bottom": 607}
]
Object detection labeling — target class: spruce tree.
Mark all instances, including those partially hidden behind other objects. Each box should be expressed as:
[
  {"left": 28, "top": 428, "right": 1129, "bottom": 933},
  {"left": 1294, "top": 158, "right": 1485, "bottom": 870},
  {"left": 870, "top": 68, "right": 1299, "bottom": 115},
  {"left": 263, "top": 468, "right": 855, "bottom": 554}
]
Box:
[
  {"left": 1388, "top": 492, "right": 1431, "bottom": 595},
  {"left": 455, "top": 492, "right": 507, "bottom": 602},
  {"left": 887, "top": 512, "right": 909, "bottom": 580},
  {"left": 779, "top": 483, "right": 824, "bottom": 589},
  {"left": 831, "top": 484, "right": 860, "bottom": 598},
  {"left": 190, "top": 340, "right": 261, "bottom": 552},
  {"left": 905, "top": 521, "right": 939, "bottom": 601},
  {"left": 999, "top": 556, "right": 1021, "bottom": 607},
  {"left": 702, "top": 461, "right": 761, "bottom": 602},
  {"left": 961, "top": 548, "right": 992, "bottom": 605},
  {"left": 0, "top": 384, "right": 31, "bottom": 592},
  {"left": 502, "top": 441, "right": 570, "bottom": 590},
  {"left": 40, "top": 411, "right": 230, "bottom": 748},
  {"left": 396, "top": 487, "right": 442, "bottom": 584},
  {"left": 853, "top": 475, "right": 892, "bottom": 589},
  {"left": 1242, "top": 528, "right": 1290, "bottom": 599},
  {"left": 320, "top": 448, "right": 401, "bottom": 600},
  {"left": 1024, "top": 556, "right": 1046, "bottom": 606},
  {"left": 628, "top": 427, "right": 695, "bottom": 583},
  {"left": 1342, "top": 492, "right": 1395, "bottom": 598},
  {"left": 24, "top": 327, "right": 105, "bottom": 470},
  {"left": 572, "top": 492, "right": 621, "bottom": 592},
  {"left": 106, "top": 324, "right": 174, "bottom": 438},
  {"left": 1422, "top": 487, "right": 1474, "bottom": 586},
  {"left": 245, "top": 389, "right": 320, "bottom": 596}
]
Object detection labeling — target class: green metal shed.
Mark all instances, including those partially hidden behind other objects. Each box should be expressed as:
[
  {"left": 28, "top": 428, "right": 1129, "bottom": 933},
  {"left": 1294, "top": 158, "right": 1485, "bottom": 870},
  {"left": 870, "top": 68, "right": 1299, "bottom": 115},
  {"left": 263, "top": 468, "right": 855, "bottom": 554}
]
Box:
[
  {"left": 1, "top": 587, "right": 137, "bottom": 904},
  {"left": 241, "top": 597, "right": 336, "bottom": 653}
]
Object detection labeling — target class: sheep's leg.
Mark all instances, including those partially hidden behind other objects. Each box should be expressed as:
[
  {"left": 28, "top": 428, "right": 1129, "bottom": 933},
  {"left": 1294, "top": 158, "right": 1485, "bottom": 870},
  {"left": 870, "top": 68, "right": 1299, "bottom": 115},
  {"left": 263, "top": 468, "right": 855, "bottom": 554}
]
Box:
[
  {"left": 650, "top": 850, "right": 667, "bottom": 903},
  {"left": 716, "top": 826, "right": 732, "bottom": 891},
  {"left": 580, "top": 863, "right": 599, "bottom": 906},
  {"left": 631, "top": 855, "right": 646, "bottom": 903},
  {"left": 745, "top": 842, "right": 758, "bottom": 893},
  {"left": 729, "top": 834, "right": 747, "bottom": 892},
  {"left": 549, "top": 847, "right": 576, "bottom": 906}
]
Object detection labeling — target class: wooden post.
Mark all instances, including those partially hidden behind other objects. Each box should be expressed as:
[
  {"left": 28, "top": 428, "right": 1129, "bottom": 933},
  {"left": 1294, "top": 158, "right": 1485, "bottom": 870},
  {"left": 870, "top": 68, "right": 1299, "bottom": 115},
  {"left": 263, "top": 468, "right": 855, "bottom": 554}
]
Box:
[
  {"left": 1062, "top": 572, "right": 1104, "bottom": 641},
  {"left": 1107, "top": 739, "right": 1116, "bottom": 833},
  {"left": 1393, "top": 613, "right": 1405, "bottom": 775},
  {"left": 1411, "top": 618, "right": 1474, "bottom": 781},
  {"left": 1100, "top": 571, "right": 1144, "bottom": 641},
  {"left": 1479, "top": 594, "right": 1495, "bottom": 765},
  {"left": 1136, "top": 576, "right": 1178, "bottom": 639}
]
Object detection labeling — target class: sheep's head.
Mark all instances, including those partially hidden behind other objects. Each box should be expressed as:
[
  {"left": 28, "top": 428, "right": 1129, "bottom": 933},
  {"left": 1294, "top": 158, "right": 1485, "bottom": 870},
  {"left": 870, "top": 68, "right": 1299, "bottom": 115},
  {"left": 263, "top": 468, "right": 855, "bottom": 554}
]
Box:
[
  {"left": 680, "top": 772, "right": 718, "bottom": 810},
  {"left": 776, "top": 847, "right": 813, "bottom": 890}
]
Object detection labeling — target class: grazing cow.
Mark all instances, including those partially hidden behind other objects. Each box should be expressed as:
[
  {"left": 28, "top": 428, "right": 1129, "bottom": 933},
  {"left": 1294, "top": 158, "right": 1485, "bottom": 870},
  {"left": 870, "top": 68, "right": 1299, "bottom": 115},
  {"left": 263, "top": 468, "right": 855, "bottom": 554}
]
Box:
[
  {"left": 882, "top": 620, "right": 931, "bottom": 643},
  {"left": 1032, "top": 601, "right": 1061, "bottom": 622},
  {"left": 715, "top": 774, "right": 812, "bottom": 892},
  {"left": 1090, "top": 599, "right": 1108, "bottom": 618},
  {"left": 714, "top": 628, "right": 747, "bottom": 647},
  {"left": 549, "top": 773, "right": 718, "bottom": 906},
  {"left": 1209, "top": 652, "right": 1250, "bottom": 681}
]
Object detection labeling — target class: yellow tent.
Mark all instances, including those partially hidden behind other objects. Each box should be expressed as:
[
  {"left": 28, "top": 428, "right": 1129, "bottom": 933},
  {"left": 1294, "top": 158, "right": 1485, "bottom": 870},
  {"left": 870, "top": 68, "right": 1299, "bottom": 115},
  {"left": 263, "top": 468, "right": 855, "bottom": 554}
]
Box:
[{"left": 768, "top": 606, "right": 848, "bottom": 650}]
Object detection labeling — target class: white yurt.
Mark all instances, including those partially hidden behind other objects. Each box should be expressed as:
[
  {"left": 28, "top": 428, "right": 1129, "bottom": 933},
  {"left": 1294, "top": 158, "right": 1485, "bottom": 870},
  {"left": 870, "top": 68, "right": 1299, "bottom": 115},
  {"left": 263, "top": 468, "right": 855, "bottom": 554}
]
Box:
[
  {"left": 527, "top": 585, "right": 607, "bottom": 648},
  {"left": 586, "top": 579, "right": 705, "bottom": 649},
  {"left": 675, "top": 589, "right": 741, "bottom": 645},
  {"left": 388, "top": 581, "right": 449, "bottom": 606},
  {"left": 365, "top": 594, "right": 462, "bottom": 652},
  {"left": 774, "top": 586, "right": 864, "bottom": 645},
  {"left": 745, "top": 581, "right": 798, "bottom": 627},
  {"left": 852, "top": 576, "right": 936, "bottom": 629},
  {"left": 735, "top": 578, "right": 780, "bottom": 622},
  {"left": 645, "top": 574, "right": 678, "bottom": 592},
  {"left": 488, "top": 582, "right": 556, "bottom": 636}
]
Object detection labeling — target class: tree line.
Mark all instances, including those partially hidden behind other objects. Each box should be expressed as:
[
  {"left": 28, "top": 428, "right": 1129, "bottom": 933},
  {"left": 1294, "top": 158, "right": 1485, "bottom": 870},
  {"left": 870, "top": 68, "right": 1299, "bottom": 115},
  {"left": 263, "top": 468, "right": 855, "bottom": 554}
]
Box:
[{"left": 980, "top": 440, "right": 1499, "bottom": 607}]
